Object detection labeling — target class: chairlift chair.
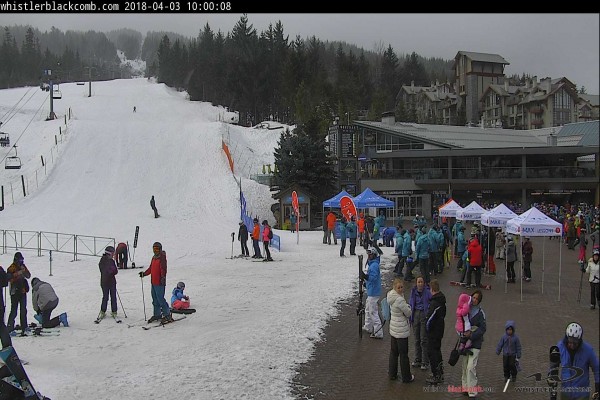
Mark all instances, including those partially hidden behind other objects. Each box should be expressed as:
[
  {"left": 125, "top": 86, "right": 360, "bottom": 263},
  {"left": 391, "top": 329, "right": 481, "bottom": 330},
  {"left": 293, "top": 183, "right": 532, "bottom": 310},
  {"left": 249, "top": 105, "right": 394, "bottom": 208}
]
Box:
[
  {"left": 52, "top": 89, "right": 62, "bottom": 99},
  {"left": 5, "top": 156, "right": 21, "bottom": 169},
  {"left": 0, "top": 132, "right": 9, "bottom": 147}
]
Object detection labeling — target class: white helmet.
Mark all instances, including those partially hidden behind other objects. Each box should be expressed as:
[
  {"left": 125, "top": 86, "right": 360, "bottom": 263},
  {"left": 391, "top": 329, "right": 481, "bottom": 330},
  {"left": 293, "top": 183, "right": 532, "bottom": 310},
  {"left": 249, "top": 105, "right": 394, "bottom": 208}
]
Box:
[
  {"left": 565, "top": 322, "right": 583, "bottom": 339},
  {"left": 366, "top": 247, "right": 377, "bottom": 255}
]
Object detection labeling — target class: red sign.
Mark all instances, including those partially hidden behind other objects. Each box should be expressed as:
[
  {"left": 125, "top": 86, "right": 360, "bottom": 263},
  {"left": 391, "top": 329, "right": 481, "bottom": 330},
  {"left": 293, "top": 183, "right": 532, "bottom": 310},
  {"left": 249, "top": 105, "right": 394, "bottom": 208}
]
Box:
[
  {"left": 340, "top": 196, "right": 357, "bottom": 221},
  {"left": 291, "top": 191, "right": 299, "bottom": 214}
]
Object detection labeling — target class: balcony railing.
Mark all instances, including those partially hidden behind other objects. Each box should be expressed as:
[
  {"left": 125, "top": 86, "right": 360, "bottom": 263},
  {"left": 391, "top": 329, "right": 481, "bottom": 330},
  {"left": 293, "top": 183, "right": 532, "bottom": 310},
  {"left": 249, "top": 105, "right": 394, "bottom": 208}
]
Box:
[{"left": 359, "top": 166, "right": 595, "bottom": 181}]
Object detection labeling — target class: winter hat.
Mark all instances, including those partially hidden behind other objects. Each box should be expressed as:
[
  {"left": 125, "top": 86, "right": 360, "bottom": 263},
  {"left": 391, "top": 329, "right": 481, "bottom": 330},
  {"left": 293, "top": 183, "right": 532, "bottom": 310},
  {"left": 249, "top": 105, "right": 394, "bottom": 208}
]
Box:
[
  {"left": 262, "top": 220, "right": 268, "bottom": 225},
  {"left": 105, "top": 246, "right": 115, "bottom": 256},
  {"left": 31, "top": 277, "right": 40, "bottom": 287},
  {"left": 177, "top": 282, "right": 185, "bottom": 289},
  {"left": 14, "top": 252, "right": 24, "bottom": 262},
  {"left": 152, "top": 242, "right": 162, "bottom": 250}
]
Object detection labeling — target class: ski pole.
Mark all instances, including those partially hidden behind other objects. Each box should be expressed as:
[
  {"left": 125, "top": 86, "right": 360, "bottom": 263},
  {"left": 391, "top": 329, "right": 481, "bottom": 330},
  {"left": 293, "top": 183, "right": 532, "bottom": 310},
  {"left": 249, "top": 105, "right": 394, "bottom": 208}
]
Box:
[
  {"left": 116, "top": 289, "right": 128, "bottom": 318},
  {"left": 577, "top": 268, "right": 584, "bottom": 303},
  {"left": 140, "top": 276, "right": 147, "bottom": 321},
  {"left": 230, "top": 232, "right": 235, "bottom": 259}
]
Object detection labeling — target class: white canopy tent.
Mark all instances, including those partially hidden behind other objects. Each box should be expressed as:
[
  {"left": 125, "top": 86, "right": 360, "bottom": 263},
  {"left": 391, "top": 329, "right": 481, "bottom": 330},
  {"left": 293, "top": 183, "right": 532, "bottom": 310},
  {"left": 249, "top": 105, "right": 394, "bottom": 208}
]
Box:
[
  {"left": 506, "top": 207, "right": 563, "bottom": 301},
  {"left": 439, "top": 199, "right": 463, "bottom": 218},
  {"left": 480, "top": 204, "right": 518, "bottom": 277},
  {"left": 456, "top": 201, "right": 487, "bottom": 221}
]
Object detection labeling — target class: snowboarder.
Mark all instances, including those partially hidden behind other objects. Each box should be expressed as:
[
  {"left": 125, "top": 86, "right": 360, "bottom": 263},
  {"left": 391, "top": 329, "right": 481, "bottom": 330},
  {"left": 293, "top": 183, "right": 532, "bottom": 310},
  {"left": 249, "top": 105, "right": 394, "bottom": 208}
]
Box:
[
  {"left": 31, "top": 278, "right": 68, "bottom": 328},
  {"left": 139, "top": 242, "right": 172, "bottom": 323},
  {"left": 171, "top": 282, "right": 190, "bottom": 310},
  {"left": 115, "top": 242, "right": 128, "bottom": 269},
  {"left": 6, "top": 252, "right": 31, "bottom": 336},
  {"left": 150, "top": 195, "right": 159, "bottom": 218},
  {"left": 98, "top": 246, "right": 118, "bottom": 321}
]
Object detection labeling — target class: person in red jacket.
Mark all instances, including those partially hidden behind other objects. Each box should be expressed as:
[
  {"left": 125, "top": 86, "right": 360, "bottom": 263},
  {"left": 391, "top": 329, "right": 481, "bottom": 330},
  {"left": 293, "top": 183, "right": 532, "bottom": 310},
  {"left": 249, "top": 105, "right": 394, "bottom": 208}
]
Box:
[
  {"left": 115, "top": 242, "right": 128, "bottom": 269},
  {"left": 139, "top": 242, "right": 172, "bottom": 323},
  {"left": 465, "top": 236, "right": 484, "bottom": 288}
]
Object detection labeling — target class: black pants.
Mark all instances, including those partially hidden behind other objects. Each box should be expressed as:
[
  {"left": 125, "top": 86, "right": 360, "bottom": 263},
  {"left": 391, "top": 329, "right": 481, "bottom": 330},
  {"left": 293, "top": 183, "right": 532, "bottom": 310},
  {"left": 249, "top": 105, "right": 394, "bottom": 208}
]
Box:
[
  {"left": 394, "top": 256, "right": 404, "bottom": 275},
  {"left": 349, "top": 238, "right": 356, "bottom": 255},
  {"left": 101, "top": 283, "right": 117, "bottom": 313},
  {"left": 523, "top": 260, "right": 531, "bottom": 279},
  {"left": 466, "top": 266, "right": 482, "bottom": 287},
  {"left": 7, "top": 292, "right": 27, "bottom": 332},
  {"left": 41, "top": 308, "right": 61, "bottom": 328},
  {"left": 503, "top": 354, "right": 517, "bottom": 379},
  {"left": 419, "top": 258, "right": 430, "bottom": 283},
  {"left": 456, "top": 251, "right": 465, "bottom": 270},
  {"left": 507, "top": 261, "right": 516, "bottom": 281},
  {"left": 240, "top": 239, "right": 249, "bottom": 256},
  {"left": 340, "top": 239, "right": 346, "bottom": 256},
  {"left": 152, "top": 206, "right": 159, "bottom": 218},
  {"left": 0, "top": 300, "right": 12, "bottom": 348},
  {"left": 427, "top": 335, "right": 443, "bottom": 378},
  {"left": 591, "top": 282, "right": 600, "bottom": 306},
  {"left": 263, "top": 241, "right": 271, "bottom": 260},
  {"left": 117, "top": 252, "right": 128, "bottom": 269},
  {"left": 389, "top": 336, "right": 411, "bottom": 382},
  {"left": 252, "top": 239, "right": 262, "bottom": 258}
]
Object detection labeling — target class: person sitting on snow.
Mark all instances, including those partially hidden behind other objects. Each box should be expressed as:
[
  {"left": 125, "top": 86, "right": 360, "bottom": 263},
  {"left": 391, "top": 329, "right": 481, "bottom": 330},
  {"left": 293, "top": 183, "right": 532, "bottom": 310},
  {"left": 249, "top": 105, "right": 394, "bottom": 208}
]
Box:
[{"left": 171, "top": 282, "right": 190, "bottom": 311}]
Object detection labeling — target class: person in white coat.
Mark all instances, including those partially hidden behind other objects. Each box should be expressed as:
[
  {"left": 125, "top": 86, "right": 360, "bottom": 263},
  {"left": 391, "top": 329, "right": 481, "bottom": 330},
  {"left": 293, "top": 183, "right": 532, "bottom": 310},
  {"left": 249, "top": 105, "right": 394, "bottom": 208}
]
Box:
[
  {"left": 387, "top": 277, "right": 415, "bottom": 383},
  {"left": 586, "top": 248, "right": 600, "bottom": 309}
]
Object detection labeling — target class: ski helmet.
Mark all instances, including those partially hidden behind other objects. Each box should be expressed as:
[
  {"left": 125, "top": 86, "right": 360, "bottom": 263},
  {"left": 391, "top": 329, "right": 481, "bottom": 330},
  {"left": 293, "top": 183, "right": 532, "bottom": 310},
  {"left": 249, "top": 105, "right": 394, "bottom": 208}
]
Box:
[
  {"left": 366, "top": 246, "right": 377, "bottom": 255},
  {"left": 565, "top": 322, "right": 583, "bottom": 340},
  {"left": 152, "top": 242, "right": 162, "bottom": 250},
  {"left": 105, "top": 246, "right": 115, "bottom": 255},
  {"left": 593, "top": 248, "right": 600, "bottom": 256},
  {"left": 177, "top": 282, "right": 185, "bottom": 289}
]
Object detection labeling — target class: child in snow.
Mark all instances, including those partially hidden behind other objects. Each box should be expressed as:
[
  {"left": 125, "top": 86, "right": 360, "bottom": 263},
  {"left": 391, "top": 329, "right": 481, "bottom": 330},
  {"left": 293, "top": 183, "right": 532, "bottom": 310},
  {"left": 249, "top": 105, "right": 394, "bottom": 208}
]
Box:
[
  {"left": 455, "top": 292, "right": 474, "bottom": 355},
  {"left": 171, "top": 282, "right": 190, "bottom": 310},
  {"left": 495, "top": 320, "right": 522, "bottom": 382}
]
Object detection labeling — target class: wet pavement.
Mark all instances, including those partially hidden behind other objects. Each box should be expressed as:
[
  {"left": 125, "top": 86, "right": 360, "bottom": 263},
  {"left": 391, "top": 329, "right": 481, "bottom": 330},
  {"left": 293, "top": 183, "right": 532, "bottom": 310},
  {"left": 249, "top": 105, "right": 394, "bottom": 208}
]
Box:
[{"left": 292, "top": 235, "right": 599, "bottom": 399}]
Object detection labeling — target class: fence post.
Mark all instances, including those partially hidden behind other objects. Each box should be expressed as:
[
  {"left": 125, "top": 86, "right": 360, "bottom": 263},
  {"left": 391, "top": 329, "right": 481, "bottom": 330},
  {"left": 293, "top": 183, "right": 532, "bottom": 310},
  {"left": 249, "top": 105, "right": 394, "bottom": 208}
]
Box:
[
  {"left": 38, "top": 231, "right": 41, "bottom": 257},
  {"left": 41, "top": 155, "right": 45, "bottom": 167},
  {"left": 49, "top": 250, "right": 53, "bottom": 276},
  {"left": 74, "top": 234, "right": 77, "bottom": 261}
]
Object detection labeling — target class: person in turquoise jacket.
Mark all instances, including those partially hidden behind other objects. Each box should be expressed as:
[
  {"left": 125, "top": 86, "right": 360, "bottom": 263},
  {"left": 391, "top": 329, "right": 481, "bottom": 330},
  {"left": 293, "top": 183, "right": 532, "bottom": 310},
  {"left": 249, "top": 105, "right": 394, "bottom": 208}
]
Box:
[
  {"left": 339, "top": 218, "right": 348, "bottom": 257},
  {"left": 428, "top": 226, "right": 442, "bottom": 276},
  {"left": 346, "top": 217, "right": 358, "bottom": 255},
  {"left": 456, "top": 227, "right": 467, "bottom": 271},
  {"left": 415, "top": 228, "right": 431, "bottom": 283},
  {"left": 402, "top": 230, "right": 414, "bottom": 281},
  {"left": 360, "top": 247, "right": 383, "bottom": 338},
  {"left": 394, "top": 227, "right": 404, "bottom": 275},
  {"left": 549, "top": 322, "right": 599, "bottom": 400},
  {"left": 371, "top": 223, "right": 383, "bottom": 255}
]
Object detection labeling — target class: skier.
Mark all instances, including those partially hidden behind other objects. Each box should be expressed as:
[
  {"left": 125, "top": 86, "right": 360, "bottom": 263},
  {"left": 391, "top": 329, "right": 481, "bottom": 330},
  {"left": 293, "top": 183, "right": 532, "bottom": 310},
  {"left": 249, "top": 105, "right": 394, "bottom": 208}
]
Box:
[
  {"left": 262, "top": 220, "right": 274, "bottom": 262},
  {"left": 31, "top": 278, "right": 68, "bottom": 328},
  {"left": 97, "top": 246, "right": 118, "bottom": 321},
  {"left": 171, "top": 282, "right": 190, "bottom": 310},
  {"left": 150, "top": 195, "right": 159, "bottom": 218},
  {"left": 133, "top": 106, "right": 136, "bottom": 113},
  {"left": 6, "top": 252, "right": 31, "bottom": 336},
  {"left": 139, "top": 242, "right": 172, "bottom": 323},
  {"left": 251, "top": 218, "right": 262, "bottom": 258},
  {"left": 238, "top": 221, "right": 249, "bottom": 257},
  {"left": 115, "top": 242, "right": 128, "bottom": 269}
]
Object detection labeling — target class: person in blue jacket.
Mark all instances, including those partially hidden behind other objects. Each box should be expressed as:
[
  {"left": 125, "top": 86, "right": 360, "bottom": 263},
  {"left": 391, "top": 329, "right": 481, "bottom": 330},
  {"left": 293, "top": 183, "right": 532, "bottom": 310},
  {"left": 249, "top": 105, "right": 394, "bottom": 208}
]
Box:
[
  {"left": 360, "top": 247, "right": 383, "bottom": 339},
  {"left": 456, "top": 226, "right": 468, "bottom": 272},
  {"left": 171, "top": 281, "right": 190, "bottom": 310},
  {"left": 549, "top": 322, "right": 599, "bottom": 400},
  {"left": 402, "top": 229, "right": 414, "bottom": 281},
  {"left": 394, "top": 227, "right": 405, "bottom": 275},
  {"left": 346, "top": 216, "right": 358, "bottom": 256},
  {"left": 495, "top": 320, "right": 522, "bottom": 383},
  {"left": 415, "top": 227, "right": 431, "bottom": 283},
  {"left": 339, "top": 218, "right": 348, "bottom": 257}
]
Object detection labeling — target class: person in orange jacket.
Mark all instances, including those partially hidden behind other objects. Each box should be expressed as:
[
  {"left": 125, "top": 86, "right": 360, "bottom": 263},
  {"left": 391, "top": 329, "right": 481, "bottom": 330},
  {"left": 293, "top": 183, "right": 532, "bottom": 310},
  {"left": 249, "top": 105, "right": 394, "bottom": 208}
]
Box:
[
  {"left": 358, "top": 213, "right": 366, "bottom": 246},
  {"left": 252, "top": 218, "right": 262, "bottom": 258},
  {"left": 139, "top": 242, "right": 171, "bottom": 323},
  {"left": 326, "top": 210, "right": 338, "bottom": 245}
]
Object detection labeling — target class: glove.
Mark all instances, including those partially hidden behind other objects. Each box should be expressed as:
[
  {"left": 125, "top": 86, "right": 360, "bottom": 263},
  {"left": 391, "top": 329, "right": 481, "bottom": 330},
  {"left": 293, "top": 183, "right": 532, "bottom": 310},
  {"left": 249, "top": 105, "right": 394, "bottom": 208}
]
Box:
[{"left": 139, "top": 271, "right": 144, "bottom": 278}]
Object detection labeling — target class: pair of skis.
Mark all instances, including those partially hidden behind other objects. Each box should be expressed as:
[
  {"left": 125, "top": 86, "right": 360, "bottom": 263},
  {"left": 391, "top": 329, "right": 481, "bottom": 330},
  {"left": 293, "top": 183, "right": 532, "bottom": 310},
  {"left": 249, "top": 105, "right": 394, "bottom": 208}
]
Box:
[
  {"left": 94, "top": 313, "right": 122, "bottom": 324},
  {"left": 141, "top": 315, "right": 186, "bottom": 330}
]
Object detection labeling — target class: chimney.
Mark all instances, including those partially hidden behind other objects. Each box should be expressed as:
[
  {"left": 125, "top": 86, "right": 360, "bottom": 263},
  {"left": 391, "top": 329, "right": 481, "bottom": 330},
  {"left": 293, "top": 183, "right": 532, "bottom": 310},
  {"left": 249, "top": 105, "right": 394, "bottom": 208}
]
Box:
[
  {"left": 532, "top": 76, "right": 538, "bottom": 89},
  {"left": 411, "top": 80, "right": 415, "bottom": 89},
  {"left": 547, "top": 128, "right": 557, "bottom": 146},
  {"left": 436, "top": 79, "right": 439, "bottom": 87},
  {"left": 381, "top": 112, "right": 396, "bottom": 125},
  {"left": 504, "top": 81, "right": 509, "bottom": 91}
]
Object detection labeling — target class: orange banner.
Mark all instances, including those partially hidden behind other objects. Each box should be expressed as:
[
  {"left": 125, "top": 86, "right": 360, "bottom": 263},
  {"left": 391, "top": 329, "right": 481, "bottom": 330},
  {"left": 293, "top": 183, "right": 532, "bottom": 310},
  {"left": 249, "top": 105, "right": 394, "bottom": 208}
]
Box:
[{"left": 222, "top": 141, "right": 234, "bottom": 173}]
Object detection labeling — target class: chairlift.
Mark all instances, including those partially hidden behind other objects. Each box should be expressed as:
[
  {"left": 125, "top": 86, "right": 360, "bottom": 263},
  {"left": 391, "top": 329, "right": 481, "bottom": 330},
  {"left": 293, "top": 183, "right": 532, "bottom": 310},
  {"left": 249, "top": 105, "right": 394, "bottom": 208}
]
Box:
[
  {"left": 52, "top": 88, "right": 62, "bottom": 99},
  {"left": 5, "top": 145, "right": 22, "bottom": 169},
  {"left": 76, "top": 82, "right": 85, "bottom": 86}
]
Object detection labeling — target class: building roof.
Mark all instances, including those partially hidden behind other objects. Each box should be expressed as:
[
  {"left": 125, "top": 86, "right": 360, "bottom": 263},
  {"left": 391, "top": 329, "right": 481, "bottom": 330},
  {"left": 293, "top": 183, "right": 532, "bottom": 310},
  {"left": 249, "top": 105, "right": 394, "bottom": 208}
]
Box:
[
  {"left": 558, "top": 120, "right": 599, "bottom": 146},
  {"left": 354, "top": 121, "right": 548, "bottom": 149},
  {"left": 454, "top": 51, "right": 510, "bottom": 65},
  {"left": 579, "top": 94, "right": 600, "bottom": 107}
]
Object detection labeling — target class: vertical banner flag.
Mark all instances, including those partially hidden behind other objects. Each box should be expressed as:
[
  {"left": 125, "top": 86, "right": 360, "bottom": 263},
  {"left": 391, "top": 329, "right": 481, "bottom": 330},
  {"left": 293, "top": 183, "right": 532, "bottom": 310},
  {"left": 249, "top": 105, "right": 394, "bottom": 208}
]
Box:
[
  {"left": 292, "top": 191, "right": 300, "bottom": 244},
  {"left": 340, "top": 195, "right": 358, "bottom": 221}
]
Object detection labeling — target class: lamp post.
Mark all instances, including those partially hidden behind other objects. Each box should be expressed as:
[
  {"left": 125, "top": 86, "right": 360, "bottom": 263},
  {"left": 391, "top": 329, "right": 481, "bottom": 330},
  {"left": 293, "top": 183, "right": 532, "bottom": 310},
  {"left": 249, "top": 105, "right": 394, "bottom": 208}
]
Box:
[{"left": 84, "top": 66, "right": 97, "bottom": 97}]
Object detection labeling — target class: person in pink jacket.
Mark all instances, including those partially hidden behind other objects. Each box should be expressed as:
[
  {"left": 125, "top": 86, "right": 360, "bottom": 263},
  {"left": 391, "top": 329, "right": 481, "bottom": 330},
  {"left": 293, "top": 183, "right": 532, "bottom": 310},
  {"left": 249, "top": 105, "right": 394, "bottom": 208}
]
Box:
[
  {"left": 456, "top": 293, "right": 474, "bottom": 355},
  {"left": 262, "top": 220, "right": 274, "bottom": 262}
]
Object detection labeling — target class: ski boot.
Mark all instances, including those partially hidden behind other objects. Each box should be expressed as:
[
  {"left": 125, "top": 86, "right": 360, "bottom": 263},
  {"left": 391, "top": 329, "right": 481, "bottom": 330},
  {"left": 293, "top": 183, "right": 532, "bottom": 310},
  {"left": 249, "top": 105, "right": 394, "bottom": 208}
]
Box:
[{"left": 59, "top": 312, "right": 69, "bottom": 327}]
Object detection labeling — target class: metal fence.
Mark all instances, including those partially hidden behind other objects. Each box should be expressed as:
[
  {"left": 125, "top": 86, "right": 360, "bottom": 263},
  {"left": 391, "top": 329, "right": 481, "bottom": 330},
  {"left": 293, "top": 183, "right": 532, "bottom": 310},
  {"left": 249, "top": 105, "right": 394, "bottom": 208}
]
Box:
[{"left": 1, "top": 229, "right": 114, "bottom": 260}]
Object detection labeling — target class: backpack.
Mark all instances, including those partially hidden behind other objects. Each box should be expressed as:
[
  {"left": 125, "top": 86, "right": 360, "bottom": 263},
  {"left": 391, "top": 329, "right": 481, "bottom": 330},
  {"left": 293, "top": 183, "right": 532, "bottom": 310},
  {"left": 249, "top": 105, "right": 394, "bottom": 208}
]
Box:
[
  {"left": 380, "top": 297, "right": 391, "bottom": 323},
  {"left": 267, "top": 228, "right": 273, "bottom": 240}
]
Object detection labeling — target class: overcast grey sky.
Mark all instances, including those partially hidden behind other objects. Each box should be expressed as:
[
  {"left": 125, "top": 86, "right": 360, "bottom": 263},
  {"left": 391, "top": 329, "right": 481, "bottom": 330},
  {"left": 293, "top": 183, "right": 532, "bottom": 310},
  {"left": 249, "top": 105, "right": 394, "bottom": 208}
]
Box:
[{"left": 2, "top": 13, "right": 599, "bottom": 93}]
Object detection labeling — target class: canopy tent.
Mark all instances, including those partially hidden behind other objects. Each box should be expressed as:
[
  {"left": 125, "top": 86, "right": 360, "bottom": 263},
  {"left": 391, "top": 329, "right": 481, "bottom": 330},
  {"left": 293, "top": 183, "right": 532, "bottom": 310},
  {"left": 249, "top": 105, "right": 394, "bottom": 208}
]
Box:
[
  {"left": 322, "top": 190, "right": 353, "bottom": 208},
  {"left": 480, "top": 203, "right": 518, "bottom": 227},
  {"left": 480, "top": 203, "right": 518, "bottom": 275},
  {"left": 352, "top": 188, "right": 394, "bottom": 208},
  {"left": 456, "top": 201, "right": 487, "bottom": 221},
  {"left": 505, "top": 206, "right": 563, "bottom": 302},
  {"left": 438, "top": 199, "right": 463, "bottom": 218}
]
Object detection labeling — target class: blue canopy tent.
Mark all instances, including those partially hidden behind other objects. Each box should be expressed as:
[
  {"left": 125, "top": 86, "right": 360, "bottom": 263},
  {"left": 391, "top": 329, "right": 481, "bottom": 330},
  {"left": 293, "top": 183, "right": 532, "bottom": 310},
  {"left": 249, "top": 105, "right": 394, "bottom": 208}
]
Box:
[
  {"left": 352, "top": 188, "right": 394, "bottom": 208},
  {"left": 322, "top": 190, "right": 353, "bottom": 208}
]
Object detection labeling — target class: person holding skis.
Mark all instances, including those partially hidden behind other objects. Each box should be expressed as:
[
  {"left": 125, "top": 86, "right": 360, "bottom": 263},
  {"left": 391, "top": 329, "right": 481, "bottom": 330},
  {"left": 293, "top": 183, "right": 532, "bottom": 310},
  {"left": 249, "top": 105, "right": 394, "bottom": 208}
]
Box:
[
  {"left": 97, "top": 246, "right": 118, "bottom": 321},
  {"left": 238, "top": 221, "right": 250, "bottom": 257},
  {"left": 115, "top": 242, "right": 128, "bottom": 269},
  {"left": 139, "top": 242, "right": 172, "bottom": 323},
  {"left": 6, "top": 252, "right": 31, "bottom": 336},
  {"left": 171, "top": 282, "right": 190, "bottom": 311}
]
